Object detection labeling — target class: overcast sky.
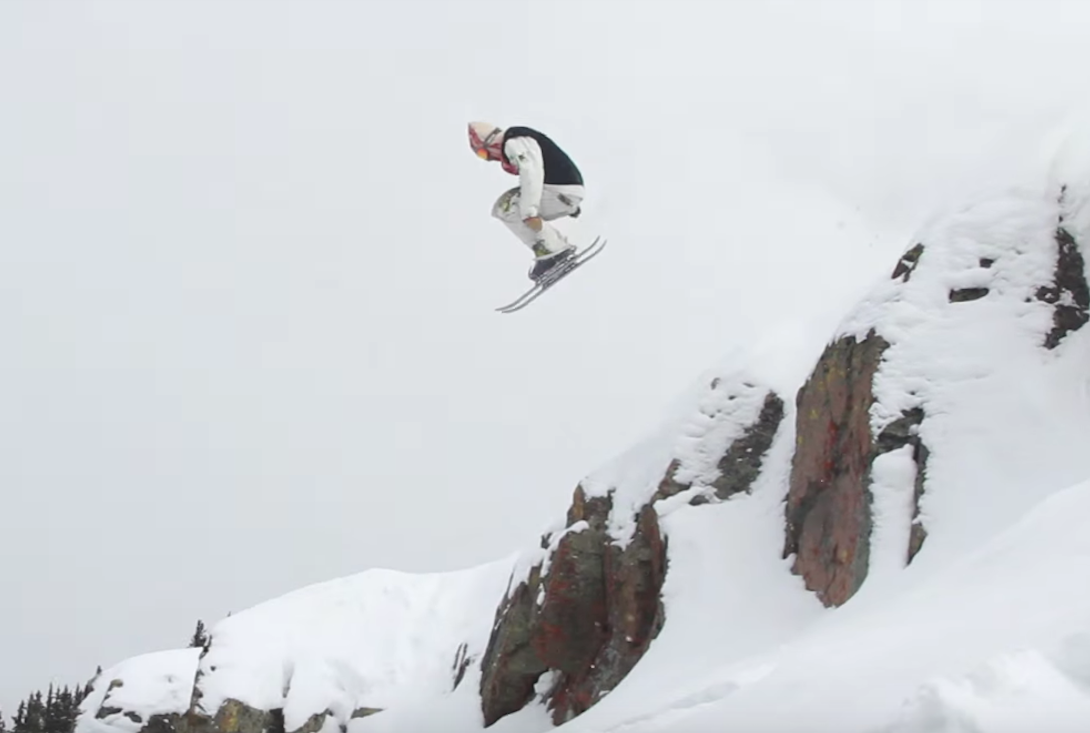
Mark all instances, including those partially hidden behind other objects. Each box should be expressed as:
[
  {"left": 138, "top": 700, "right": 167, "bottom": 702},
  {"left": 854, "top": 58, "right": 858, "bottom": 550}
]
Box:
[{"left": 3, "top": 0, "right": 1090, "bottom": 714}]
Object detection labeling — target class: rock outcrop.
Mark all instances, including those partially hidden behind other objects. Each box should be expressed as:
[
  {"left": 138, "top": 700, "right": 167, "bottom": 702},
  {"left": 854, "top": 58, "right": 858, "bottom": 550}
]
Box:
[
  {"left": 784, "top": 177, "right": 1089, "bottom": 607},
  {"left": 477, "top": 487, "right": 664, "bottom": 727},
  {"left": 178, "top": 696, "right": 380, "bottom": 733},
  {"left": 1036, "top": 223, "right": 1089, "bottom": 349},
  {"left": 479, "top": 384, "right": 785, "bottom": 726},
  {"left": 784, "top": 330, "right": 890, "bottom": 607},
  {"left": 77, "top": 650, "right": 201, "bottom": 733}
]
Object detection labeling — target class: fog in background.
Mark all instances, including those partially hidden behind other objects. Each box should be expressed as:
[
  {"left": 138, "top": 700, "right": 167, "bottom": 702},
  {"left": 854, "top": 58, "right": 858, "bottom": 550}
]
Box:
[{"left": 3, "top": 0, "right": 1089, "bottom": 711}]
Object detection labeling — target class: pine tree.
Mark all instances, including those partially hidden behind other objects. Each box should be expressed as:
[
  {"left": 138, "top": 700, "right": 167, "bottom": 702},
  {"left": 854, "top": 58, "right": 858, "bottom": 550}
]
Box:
[
  {"left": 21, "top": 692, "right": 44, "bottom": 733},
  {"left": 66, "top": 686, "right": 79, "bottom": 731},
  {"left": 42, "top": 686, "right": 57, "bottom": 733},
  {"left": 10, "top": 675, "right": 98, "bottom": 733},
  {"left": 31, "top": 691, "right": 44, "bottom": 733},
  {"left": 57, "top": 687, "right": 76, "bottom": 733},
  {"left": 0, "top": 708, "right": 9, "bottom": 733},
  {"left": 44, "top": 683, "right": 75, "bottom": 733},
  {"left": 188, "top": 619, "right": 209, "bottom": 649},
  {"left": 13, "top": 700, "right": 27, "bottom": 733}
]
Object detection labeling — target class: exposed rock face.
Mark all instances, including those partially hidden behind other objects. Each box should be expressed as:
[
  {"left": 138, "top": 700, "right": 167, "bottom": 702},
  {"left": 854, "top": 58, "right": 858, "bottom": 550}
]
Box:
[
  {"left": 478, "top": 490, "right": 616, "bottom": 727},
  {"left": 478, "top": 489, "right": 668, "bottom": 728},
  {"left": 891, "top": 242, "right": 925, "bottom": 282},
  {"left": 549, "top": 501, "right": 667, "bottom": 724},
  {"left": 98, "top": 710, "right": 185, "bottom": 733},
  {"left": 180, "top": 698, "right": 378, "bottom": 733},
  {"left": 181, "top": 699, "right": 277, "bottom": 733},
  {"left": 659, "top": 391, "right": 785, "bottom": 506},
  {"left": 143, "top": 714, "right": 185, "bottom": 733},
  {"left": 949, "top": 287, "right": 989, "bottom": 302},
  {"left": 480, "top": 386, "right": 785, "bottom": 727},
  {"left": 478, "top": 562, "right": 551, "bottom": 723},
  {"left": 784, "top": 330, "right": 890, "bottom": 607},
  {"left": 1037, "top": 225, "right": 1089, "bottom": 349},
  {"left": 452, "top": 642, "right": 472, "bottom": 690},
  {"left": 875, "top": 406, "right": 930, "bottom": 563},
  {"left": 707, "top": 393, "right": 785, "bottom": 501}
]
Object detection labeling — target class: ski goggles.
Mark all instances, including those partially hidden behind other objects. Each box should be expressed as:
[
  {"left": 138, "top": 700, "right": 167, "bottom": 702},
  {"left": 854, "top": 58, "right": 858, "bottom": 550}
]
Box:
[{"left": 469, "top": 126, "right": 502, "bottom": 160}]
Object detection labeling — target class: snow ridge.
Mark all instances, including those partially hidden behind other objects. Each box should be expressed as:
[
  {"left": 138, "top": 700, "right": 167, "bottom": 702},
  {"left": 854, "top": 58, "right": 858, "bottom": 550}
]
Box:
[
  {"left": 76, "top": 650, "right": 201, "bottom": 733},
  {"left": 192, "top": 560, "right": 513, "bottom": 732}
]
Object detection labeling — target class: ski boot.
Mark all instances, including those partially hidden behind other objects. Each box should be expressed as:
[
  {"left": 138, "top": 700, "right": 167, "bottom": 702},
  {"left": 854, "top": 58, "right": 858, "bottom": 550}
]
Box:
[{"left": 528, "top": 243, "right": 576, "bottom": 282}]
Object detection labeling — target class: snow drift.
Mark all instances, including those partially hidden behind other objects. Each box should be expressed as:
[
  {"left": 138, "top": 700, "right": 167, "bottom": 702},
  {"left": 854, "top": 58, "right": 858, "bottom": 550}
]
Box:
[{"left": 76, "top": 132, "right": 1090, "bottom": 733}]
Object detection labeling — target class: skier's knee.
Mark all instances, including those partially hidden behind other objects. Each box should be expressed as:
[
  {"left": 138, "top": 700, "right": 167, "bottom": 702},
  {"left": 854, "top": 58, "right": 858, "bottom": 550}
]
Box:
[{"left": 492, "top": 188, "right": 520, "bottom": 221}]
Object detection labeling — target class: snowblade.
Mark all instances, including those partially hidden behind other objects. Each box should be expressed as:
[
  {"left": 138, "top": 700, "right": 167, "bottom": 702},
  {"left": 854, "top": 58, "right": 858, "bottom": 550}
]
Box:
[{"left": 495, "top": 237, "right": 607, "bottom": 314}]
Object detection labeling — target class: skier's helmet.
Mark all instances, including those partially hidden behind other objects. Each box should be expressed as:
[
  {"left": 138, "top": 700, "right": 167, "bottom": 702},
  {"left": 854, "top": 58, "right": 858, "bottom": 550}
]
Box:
[{"left": 468, "top": 121, "right": 504, "bottom": 161}]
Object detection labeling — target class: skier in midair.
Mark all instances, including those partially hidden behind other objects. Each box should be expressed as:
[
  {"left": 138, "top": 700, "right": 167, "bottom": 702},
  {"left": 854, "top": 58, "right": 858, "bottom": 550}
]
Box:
[{"left": 468, "top": 122, "right": 585, "bottom": 282}]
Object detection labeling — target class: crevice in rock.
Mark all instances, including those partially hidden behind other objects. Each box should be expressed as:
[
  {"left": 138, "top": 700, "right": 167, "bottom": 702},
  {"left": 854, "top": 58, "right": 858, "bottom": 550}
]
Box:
[
  {"left": 451, "top": 642, "right": 471, "bottom": 690},
  {"left": 566, "top": 486, "right": 613, "bottom": 531},
  {"left": 875, "top": 408, "right": 924, "bottom": 454},
  {"left": 949, "top": 287, "right": 989, "bottom": 302},
  {"left": 652, "top": 458, "right": 687, "bottom": 503},
  {"left": 267, "top": 709, "right": 285, "bottom": 733},
  {"left": 875, "top": 406, "right": 930, "bottom": 563},
  {"left": 907, "top": 440, "right": 931, "bottom": 564}
]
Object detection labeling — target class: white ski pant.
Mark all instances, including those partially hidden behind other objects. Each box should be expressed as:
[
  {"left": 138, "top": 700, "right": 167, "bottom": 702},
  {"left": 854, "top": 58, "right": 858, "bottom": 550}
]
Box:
[{"left": 491, "top": 184, "right": 584, "bottom": 256}]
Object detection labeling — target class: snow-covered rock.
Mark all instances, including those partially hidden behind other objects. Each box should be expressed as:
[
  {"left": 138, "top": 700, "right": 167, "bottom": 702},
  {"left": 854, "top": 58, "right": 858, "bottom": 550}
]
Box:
[
  {"left": 181, "top": 562, "right": 514, "bottom": 733},
  {"left": 785, "top": 177, "right": 1090, "bottom": 607},
  {"left": 76, "top": 650, "right": 200, "bottom": 733}
]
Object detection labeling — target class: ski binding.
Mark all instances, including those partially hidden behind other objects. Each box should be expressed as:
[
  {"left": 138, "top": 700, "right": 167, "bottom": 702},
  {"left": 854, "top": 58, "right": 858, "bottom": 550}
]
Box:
[{"left": 495, "top": 237, "right": 607, "bottom": 314}]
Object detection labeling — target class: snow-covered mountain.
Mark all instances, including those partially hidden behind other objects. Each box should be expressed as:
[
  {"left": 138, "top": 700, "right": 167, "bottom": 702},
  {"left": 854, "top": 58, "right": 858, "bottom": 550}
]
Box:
[{"left": 76, "top": 135, "right": 1090, "bottom": 733}]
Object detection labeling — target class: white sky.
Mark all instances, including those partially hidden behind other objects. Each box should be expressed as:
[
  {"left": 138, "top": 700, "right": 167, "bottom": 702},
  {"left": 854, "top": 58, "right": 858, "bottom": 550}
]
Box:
[{"left": 3, "top": 0, "right": 1090, "bottom": 714}]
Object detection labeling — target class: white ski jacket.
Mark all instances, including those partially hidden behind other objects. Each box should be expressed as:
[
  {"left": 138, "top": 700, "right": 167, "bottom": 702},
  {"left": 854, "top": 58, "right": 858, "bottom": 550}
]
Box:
[
  {"left": 503, "top": 135, "right": 548, "bottom": 220},
  {"left": 498, "top": 127, "right": 585, "bottom": 221}
]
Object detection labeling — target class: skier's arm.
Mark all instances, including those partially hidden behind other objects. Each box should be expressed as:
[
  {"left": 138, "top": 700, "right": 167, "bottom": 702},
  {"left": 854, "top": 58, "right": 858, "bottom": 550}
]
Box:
[{"left": 504, "top": 137, "right": 546, "bottom": 220}]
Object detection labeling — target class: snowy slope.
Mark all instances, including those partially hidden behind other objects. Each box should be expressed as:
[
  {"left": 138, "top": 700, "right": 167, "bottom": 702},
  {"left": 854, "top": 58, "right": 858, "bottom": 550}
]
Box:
[
  {"left": 73, "top": 135, "right": 1090, "bottom": 733},
  {"left": 544, "top": 141, "right": 1090, "bottom": 732},
  {"left": 73, "top": 561, "right": 515, "bottom": 733},
  {"left": 192, "top": 559, "right": 515, "bottom": 731},
  {"left": 567, "top": 477, "right": 1090, "bottom": 733},
  {"left": 354, "top": 144, "right": 1090, "bottom": 732}
]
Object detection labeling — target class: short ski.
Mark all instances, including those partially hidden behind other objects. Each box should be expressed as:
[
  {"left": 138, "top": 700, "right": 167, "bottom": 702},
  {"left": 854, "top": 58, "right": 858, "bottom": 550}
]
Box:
[{"left": 495, "top": 237, "right": 607, "bottom": 314}]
